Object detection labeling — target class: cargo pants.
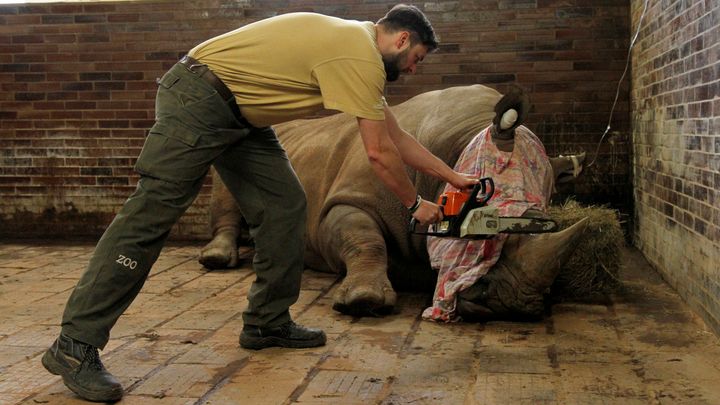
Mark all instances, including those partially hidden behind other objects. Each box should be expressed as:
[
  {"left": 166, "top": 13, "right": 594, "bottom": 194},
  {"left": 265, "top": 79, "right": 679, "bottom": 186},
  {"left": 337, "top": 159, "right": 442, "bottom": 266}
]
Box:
[{"left": 61, "top": 62, "right": 307, "bottom": 349}]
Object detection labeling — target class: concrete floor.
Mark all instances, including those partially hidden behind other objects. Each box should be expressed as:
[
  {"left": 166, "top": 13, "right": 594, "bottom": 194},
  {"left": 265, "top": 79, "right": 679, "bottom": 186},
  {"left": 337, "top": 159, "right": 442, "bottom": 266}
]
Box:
[{"left": 1, "top": 242, "right": 719, "bottom": 405}]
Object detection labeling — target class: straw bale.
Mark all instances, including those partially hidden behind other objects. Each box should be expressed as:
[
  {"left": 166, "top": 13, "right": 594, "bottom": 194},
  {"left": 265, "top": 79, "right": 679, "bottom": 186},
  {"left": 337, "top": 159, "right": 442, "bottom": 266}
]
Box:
[{"left": 548, "top": 199, "right": 625, "bottom": 301}]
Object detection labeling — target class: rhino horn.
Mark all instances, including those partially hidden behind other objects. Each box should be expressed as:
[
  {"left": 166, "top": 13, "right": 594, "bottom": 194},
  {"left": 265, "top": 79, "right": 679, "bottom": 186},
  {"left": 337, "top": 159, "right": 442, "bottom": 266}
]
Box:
[{"left": 502, "top": 217, "right": 589, "bottom": 288}]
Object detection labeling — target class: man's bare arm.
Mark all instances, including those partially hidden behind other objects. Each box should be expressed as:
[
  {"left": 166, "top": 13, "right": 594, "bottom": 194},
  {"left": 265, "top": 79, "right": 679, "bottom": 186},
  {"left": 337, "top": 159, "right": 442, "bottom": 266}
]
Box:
[
  {"left": 357, "top": 117, "right": 442, "bottom": 224},
  {"left": 383, "top": 105, "right": 476, "bottom": 191},
  {"left": 357, "top": 117, "right": 417, "bottom": 207}
]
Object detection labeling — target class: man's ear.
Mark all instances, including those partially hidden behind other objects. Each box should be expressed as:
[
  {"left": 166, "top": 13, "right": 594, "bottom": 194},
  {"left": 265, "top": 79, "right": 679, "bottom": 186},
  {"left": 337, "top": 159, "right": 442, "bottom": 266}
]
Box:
[{"left": 395, "top": 31, "right": 410, "bottom": 50}]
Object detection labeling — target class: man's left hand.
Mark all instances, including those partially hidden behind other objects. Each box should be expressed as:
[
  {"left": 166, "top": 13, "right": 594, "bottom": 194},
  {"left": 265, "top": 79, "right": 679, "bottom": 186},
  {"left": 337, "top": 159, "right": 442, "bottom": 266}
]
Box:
[{"left": 449, "top": 173, "right": 479, "bottom": 192}]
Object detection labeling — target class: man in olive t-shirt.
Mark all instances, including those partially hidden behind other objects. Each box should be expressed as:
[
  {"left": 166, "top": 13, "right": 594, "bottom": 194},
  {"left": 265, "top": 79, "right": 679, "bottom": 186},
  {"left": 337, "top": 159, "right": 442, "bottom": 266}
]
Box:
[
  {"left": 42, "top": 5, "right": 477, "bottom": 402},
  {"left": 189, "top": 12, "right": 388, "bottom": 126}
]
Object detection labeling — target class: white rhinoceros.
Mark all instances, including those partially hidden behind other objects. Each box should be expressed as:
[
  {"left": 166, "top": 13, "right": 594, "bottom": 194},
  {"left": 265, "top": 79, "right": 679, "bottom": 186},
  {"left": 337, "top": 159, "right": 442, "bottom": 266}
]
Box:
[{"left": 199, "top": 85, "right": 587, "bottom": 320}]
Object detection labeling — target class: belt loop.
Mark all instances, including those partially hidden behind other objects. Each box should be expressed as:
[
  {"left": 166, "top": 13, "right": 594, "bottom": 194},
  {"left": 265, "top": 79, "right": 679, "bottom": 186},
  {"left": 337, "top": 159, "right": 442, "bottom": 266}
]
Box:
[
  {"left": 177, "top": 55, "right": 252, "bottom": 128},
  {"left": 179, "top": 55, "right": 207, "bottom": 74}
]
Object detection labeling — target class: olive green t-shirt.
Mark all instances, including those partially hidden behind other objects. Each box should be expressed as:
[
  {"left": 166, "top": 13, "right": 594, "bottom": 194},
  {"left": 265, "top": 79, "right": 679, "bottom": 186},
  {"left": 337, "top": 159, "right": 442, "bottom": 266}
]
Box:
[{"left": 189, "top": 12, "right": 386, "bottom": 127}]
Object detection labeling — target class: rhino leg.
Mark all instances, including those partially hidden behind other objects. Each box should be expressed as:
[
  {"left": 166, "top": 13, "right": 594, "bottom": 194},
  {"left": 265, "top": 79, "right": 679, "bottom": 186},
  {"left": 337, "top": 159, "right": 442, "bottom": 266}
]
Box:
[
  {"left": 319, "top": 205, "right": 397, "bottom": 317},
  {"left": 199, "top": 171, "right": 242, "bottom": 270},
  {"left": 457, "top": 217, "right": 589, "bottom": 321}
]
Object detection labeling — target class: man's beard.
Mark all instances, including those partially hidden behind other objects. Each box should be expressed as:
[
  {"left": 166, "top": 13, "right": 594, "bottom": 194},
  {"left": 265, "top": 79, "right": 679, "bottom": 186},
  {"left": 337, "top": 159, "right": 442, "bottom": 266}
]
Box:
[
  {"left": 383, "top": 56, "right": 401, "bottom": 82},
  {"left": 382, "top": 47, "right": 409, "bottom": 82}
]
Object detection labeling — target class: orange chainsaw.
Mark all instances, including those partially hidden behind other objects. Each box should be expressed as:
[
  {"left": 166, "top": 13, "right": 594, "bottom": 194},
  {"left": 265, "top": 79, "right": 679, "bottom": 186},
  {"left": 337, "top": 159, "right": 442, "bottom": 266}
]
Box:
[{"left": 409, "top": 177, "right": 558, "bottom": 239}]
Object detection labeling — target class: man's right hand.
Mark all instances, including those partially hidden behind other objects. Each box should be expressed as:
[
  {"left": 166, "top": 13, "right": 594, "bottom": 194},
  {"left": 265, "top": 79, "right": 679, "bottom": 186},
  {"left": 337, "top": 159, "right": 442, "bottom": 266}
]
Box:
[{"left": 411, "top": 198, "right": 444, "bottom": 225}]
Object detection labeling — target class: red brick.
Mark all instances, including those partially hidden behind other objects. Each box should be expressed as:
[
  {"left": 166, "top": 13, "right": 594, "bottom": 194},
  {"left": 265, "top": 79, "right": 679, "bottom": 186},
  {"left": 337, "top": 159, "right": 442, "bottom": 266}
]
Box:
[
  {"left": 47, "top": 53, "right": 78, "bottom": 63},
  {"left": 3, "top": 82, "right": 28, "bottom": 92},
  {"left": 15, "top": 110, "right": 50, "bottom": 120},
  {"left": 59, "top": 24, "right": 94, "bottom": 34},
  {"left": 108, "top": 13, "right": 140, "bottom": 23},
  {"left": 28, "top": 82, "right": 62, "bottom": 92},
  {"left": 47, "top": 92, "right": 78, "bottom": 101},
  {"left": 126, "top": 81, "right": 157, "bottom": 91},
  {"left": 77, "top": 33, "right": 110, "bottom": 43},
  {"left": 50, "top": 110, "right": 82, "bottom": 119},
  {"left": 74, "top": 14, "right": 106, "bottom": 23},
  {"left": 66, "top": 120, "right": 99, "bottom": 129},
  {"left": 47, "top": 73, "right": 78, "bottom": 81},
  {"left": 65, "top": 101, "right": 96, "bottom": 109},
  {"left": 82, "top": 110, "right": 116, "bottom": 119},
  {"left": 49, "top": 4, "right": 82, "bottom": 13},
  {"left": 82, "top": 3, "right": 116, "bottom": 12},
  {"left": 94, "top": 101, "right": 128, "bottom": 110},
  {"left": 83, "top": 91, "right": 112, "bottom": 100},
  {"left": 0, "top": 120, "right": 32, "bottom": 129},
  {"left": 12, "top": 34, "right": 44, "bottom": 44},
  {"left": 27, "top": 24, "right": 61, "bottom": 35},
  {"left": 50, "top": 38, "right": 82, "bottom": 50},
  {"left": 3, "top": 14, "right": 42, "bottom": 25}
]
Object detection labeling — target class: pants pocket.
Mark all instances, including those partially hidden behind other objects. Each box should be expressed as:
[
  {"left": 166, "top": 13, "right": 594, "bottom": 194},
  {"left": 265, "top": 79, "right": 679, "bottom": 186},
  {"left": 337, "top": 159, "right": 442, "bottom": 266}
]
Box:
[
  {"left": 156, "top": 71, "right": 180, "bottom": 89},
  {"left": 149, "top": 121, "right": 200, "bottom": 147},
  {"left": 134, "top": 125, "right": 210, "bottom": 182}
]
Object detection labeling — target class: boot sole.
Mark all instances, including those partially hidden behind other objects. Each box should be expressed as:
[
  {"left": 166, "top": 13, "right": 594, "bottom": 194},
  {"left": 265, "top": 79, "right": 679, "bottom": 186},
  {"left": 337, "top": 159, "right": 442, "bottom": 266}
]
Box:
[
  {"left": 41, "top": 350, "right": 123, "bottom": 402},
  {"left": 239, "top": 335, "right": 326, "bottom": 350}
]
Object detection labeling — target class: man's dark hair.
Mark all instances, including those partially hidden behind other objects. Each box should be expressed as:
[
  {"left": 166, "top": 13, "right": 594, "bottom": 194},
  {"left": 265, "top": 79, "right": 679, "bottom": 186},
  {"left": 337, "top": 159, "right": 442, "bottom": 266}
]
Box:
[{"left": 377, "top": 4, "right": 439, "bottom": 51}]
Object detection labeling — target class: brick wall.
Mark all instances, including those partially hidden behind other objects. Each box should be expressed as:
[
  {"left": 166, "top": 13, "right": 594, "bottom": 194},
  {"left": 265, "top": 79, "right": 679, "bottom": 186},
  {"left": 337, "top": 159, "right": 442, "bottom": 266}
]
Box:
[
  {"left": 631, "top": 0, "right": 720, "bottom": 334},
  {"left": 0, "top": 0, "right": 630, "bottom": 239}
]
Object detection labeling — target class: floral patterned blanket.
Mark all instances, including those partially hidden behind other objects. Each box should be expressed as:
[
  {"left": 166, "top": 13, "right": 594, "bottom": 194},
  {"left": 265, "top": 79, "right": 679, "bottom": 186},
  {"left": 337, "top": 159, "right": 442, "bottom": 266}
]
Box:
[{"left": 423, "top": 125, "right": 553, "bottom": 322}]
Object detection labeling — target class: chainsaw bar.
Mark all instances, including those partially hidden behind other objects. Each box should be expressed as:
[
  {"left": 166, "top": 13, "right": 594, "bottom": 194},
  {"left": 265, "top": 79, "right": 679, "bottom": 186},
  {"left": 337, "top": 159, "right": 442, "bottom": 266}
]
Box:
[
  {"left": 459, "top": 206, "right": 557, "bottom": 238},
  {"left": 409, "top": 177, "right": 558, "bottom": 239}
]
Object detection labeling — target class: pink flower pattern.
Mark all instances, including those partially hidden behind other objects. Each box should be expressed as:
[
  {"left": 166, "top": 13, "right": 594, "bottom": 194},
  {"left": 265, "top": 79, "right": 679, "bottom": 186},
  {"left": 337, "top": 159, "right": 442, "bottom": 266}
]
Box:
[{"left": 423, "top": 126, "right": 553, "bottom": 322}]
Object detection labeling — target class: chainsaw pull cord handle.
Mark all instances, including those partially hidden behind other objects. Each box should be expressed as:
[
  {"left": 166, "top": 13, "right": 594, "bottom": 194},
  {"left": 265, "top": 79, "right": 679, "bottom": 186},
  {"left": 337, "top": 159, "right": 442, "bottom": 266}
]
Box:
[{"left": 408, "top": 177, "right": 495, "bottom": 234}]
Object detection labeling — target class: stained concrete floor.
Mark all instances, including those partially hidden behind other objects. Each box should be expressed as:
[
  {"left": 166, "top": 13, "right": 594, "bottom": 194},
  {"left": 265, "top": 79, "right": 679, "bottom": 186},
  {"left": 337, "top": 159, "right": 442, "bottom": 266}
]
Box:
[{"left": 1, "top": 241, "right": 719, "bottom": 405}]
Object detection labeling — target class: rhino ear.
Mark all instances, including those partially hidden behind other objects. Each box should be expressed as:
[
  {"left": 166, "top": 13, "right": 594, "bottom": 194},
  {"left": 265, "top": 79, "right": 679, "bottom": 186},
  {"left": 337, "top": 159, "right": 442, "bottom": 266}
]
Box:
[
  {"left": 491, "top": 85, "right": 529, "bottom": 140},
  {"left": 504, "top": 217, "right": 589, "bottom": 288}
]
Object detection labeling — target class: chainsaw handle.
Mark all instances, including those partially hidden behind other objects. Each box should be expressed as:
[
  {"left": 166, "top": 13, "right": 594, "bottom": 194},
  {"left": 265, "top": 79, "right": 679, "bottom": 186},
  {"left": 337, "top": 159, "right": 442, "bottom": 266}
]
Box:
[
  {"left": 408, "top": 177, "right": 494, "bottom": 235},
  {"left": 467, "top": 177, "right": 494, "bottom": 208},
  {"left": 455, "top": 177, "right": 494, "bottom": 226}
]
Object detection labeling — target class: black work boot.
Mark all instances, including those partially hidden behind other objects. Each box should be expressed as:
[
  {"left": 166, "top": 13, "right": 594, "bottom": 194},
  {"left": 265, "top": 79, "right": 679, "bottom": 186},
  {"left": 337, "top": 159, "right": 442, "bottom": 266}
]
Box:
[
  {"left": 239, "top": 320, "right": 326, "bottom": 350},
  {"left": 42, "top": 334, "right": 123, "bottom": 402}
]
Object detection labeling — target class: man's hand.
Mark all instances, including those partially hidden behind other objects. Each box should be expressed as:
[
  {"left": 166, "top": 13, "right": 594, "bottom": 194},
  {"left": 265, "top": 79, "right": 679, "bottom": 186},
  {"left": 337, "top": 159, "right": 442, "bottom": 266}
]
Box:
[
  {"left": 449, "top": 172, "right": 479, "bottom": 192},
  {"left": 411, "top": 198, "right": 444, "bottom": 225}
]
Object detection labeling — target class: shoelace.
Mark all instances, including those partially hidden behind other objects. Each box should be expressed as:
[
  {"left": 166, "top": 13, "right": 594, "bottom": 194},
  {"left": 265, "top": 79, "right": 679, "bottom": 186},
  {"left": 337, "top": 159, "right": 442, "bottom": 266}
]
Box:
[
  {"left": 279, "top": 321, "right": 296, "bottom": 334},
  {"left": 82, "top": 345, "right": 104, "bottom": 371}
]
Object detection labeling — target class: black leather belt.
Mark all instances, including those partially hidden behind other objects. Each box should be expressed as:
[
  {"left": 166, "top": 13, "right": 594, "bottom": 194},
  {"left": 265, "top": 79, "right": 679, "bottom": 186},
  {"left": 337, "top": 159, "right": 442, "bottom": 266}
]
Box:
[
  {"left": 177, "top": 55, "right": 251, "bottom": 127},
  {"left": 178, "top": 55, "right": 233, "bottom": 100}
]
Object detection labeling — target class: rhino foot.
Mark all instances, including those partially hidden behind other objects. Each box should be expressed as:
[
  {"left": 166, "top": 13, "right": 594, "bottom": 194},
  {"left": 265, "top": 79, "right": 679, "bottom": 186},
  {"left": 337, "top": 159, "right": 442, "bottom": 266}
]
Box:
[
  {"left": 332, "top": 275, "right": 397, "bottom": 317},
  {"left": 199, "top": 230, "right": 238, "bottom": 270}
]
